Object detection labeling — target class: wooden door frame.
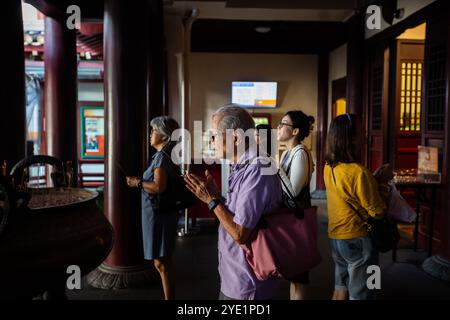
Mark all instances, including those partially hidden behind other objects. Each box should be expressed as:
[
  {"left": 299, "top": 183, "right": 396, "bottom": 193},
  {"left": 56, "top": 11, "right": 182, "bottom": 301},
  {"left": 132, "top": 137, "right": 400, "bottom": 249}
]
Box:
[
  {"left": 331, "top": 77, "right": 347, "bottom": 119},
  {"left": 365, "top": 2, "right": 444, "bottom": 170},
  {"left": 365, "top": 43, "right": 390, "bottom": 171}
]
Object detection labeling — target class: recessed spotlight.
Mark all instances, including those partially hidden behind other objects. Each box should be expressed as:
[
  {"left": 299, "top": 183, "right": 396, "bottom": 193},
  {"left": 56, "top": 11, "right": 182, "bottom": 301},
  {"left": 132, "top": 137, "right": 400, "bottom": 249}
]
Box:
[{"left": 255, "top": 26, "right": 271, "bottom": 33}]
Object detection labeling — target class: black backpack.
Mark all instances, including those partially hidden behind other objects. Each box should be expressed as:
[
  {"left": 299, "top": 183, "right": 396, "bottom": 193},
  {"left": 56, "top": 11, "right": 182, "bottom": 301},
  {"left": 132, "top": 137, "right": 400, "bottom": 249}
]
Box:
[{"left": 149, "top": 150, "right": 197, "bottom": 213}]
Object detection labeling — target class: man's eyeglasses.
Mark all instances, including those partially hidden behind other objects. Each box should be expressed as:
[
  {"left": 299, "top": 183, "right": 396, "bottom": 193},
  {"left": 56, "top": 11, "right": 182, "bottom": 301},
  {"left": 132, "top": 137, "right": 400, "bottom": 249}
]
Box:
[{"left": 277, "top": 122, "right": 294, "bottom": 129}]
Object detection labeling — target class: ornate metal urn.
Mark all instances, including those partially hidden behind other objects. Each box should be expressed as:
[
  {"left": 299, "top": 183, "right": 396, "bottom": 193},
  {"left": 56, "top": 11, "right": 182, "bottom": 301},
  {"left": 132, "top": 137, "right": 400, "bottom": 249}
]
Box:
[{"left": 0, "top": 156, "right": 113, "bottom": 299}]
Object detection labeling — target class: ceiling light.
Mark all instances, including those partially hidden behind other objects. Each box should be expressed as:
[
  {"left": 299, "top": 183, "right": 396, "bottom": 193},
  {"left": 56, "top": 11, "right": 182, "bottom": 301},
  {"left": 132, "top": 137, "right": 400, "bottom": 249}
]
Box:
[{"left": 255, "top": 26, "right": 271, "bottom": 33}]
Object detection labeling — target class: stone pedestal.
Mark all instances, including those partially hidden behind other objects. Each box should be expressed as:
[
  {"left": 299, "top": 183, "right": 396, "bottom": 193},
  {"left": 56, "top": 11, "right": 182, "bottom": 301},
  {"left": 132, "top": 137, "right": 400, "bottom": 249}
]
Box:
[{"left": 422, "top": 256, "right": 450, "bottom": 282}]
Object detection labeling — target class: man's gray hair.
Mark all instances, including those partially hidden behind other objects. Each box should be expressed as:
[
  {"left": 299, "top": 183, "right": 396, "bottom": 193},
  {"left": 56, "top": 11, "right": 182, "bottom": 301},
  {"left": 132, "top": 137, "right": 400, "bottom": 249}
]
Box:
[
  {"left": 212, "top": 104, "right": 255, "bottom": 132},
  {"left": 150, "top": 116, "right": 180, "bottom": 142}
]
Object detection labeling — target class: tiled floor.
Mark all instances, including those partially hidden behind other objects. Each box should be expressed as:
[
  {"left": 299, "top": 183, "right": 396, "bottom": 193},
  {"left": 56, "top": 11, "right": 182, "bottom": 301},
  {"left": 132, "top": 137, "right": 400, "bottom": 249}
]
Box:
[{"left": 66, "top": 200, "right": 450, "bottom": 300}]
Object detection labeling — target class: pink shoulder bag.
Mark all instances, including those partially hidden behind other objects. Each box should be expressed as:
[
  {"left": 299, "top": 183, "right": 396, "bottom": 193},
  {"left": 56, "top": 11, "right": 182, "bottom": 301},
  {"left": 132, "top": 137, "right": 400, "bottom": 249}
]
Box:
[{"left": 241, "top": 170, "right": 321, "bottom": 281}]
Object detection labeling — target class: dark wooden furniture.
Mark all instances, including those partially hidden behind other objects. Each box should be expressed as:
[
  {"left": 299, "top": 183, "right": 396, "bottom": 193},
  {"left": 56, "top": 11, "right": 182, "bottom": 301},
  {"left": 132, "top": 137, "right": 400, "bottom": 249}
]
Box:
[{"left": 392, "top": 180, "right": 441, "bottom": 261}]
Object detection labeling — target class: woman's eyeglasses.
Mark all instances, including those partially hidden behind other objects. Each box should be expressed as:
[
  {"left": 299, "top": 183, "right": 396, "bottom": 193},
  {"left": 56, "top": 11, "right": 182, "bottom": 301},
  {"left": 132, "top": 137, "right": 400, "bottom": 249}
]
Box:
[{"left": 277, "top": 122, "right": 294, "bottom": 129}]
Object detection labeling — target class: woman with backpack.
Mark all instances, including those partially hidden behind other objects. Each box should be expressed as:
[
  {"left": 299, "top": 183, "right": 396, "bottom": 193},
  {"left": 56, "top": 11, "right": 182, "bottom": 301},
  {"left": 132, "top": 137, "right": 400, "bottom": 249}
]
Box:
[
  {"left": 126, "top": 116, "right": 181, "bottom": 300},
  {"left": 324, "top": 113, "right": 391, "bottom": 300},
  {"left": 277, "top": 110, "right": 315, "bottom": 300}
]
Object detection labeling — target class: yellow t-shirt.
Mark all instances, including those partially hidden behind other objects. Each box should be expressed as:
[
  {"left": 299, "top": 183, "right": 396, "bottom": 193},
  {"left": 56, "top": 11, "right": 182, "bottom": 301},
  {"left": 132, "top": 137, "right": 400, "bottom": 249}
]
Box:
[{"left": 324, "top": 162, "right": 386, "bottom": 239}]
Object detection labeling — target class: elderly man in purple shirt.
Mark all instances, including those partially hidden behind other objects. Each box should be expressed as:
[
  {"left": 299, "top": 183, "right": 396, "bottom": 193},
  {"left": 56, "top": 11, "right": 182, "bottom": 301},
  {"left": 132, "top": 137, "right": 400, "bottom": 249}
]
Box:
[{"left": 185, "top": 105, "right": 282, "bottom": 300}]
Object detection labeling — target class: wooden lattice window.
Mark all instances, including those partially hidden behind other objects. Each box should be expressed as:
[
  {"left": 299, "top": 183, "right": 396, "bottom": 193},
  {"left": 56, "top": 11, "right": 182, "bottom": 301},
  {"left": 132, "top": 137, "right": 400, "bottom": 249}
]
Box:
[
  {"left": 400, "top": 61, "right": 423, "bottom": 131},
  {"left": 371, "top": 65, "right": 383, "bottom": 131},
  {"left": 426, "top": 44, "right": 446, "bottom": 132}
]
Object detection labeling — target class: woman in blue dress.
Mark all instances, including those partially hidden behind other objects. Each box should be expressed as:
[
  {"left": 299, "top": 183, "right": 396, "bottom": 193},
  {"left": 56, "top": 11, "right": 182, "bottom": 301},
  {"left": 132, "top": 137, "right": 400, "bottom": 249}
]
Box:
[{"left": 126, "top": 116, "right": 180, "bottom": 300}]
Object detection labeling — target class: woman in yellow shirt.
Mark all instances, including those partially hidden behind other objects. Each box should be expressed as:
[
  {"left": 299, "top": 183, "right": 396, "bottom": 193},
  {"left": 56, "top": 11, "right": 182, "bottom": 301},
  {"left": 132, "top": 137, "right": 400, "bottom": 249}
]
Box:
[{"left": 324, "top": 113, "right": 388, "bottom": 300}]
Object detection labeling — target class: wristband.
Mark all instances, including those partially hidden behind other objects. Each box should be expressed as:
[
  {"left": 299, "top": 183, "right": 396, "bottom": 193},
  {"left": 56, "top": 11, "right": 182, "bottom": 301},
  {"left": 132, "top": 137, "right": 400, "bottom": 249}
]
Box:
[{"left": 208, "top": 198, "right": 221, "bottom": 211}]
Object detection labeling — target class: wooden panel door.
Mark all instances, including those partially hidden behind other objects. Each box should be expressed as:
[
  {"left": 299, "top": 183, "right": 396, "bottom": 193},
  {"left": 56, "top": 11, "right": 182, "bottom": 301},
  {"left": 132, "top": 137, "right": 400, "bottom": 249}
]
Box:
[
  {"left": 394, "top": 40, "right": 424, "bottom": 170},
  {"left": 367, "top": 46, "right": 389, "bottom": 172}
]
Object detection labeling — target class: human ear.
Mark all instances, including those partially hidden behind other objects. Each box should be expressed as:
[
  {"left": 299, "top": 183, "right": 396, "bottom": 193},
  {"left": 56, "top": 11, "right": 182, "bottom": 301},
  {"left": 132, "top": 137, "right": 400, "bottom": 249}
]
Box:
[{"left": 234, "top": 135, "right": 239, "bottom": 146}]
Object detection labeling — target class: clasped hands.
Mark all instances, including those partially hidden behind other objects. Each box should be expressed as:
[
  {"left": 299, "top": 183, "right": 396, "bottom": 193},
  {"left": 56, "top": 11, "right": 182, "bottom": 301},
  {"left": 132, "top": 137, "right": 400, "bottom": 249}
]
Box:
[
  {"left": 126, "top": 176, "right": 142, "bottom": 188},
  {"left": 184, "top": 170, "right": 220, "bottom": 205}
]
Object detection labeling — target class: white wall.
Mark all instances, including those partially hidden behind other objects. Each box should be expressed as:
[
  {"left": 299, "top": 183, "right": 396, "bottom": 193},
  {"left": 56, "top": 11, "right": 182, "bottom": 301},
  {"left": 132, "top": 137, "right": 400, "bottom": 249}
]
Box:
[
  {"left": 328, "top": 44, "right": 347, "bottom": 127},
  {"left": 189, "top": 52, "right": 318, "bottom": 189}
]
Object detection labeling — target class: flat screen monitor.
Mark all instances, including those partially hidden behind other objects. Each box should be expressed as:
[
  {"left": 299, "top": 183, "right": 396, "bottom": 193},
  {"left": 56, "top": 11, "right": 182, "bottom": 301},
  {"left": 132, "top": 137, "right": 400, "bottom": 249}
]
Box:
[{"left": 232, "top": 82, "right": 277, "bottom": 108}]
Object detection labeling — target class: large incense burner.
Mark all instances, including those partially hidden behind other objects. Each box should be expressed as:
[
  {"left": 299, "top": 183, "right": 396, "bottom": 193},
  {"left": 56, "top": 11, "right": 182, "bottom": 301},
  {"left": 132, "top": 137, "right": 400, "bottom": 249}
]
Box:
[{"left": 0, "top": 156, "right": 113, "bottom": 299}]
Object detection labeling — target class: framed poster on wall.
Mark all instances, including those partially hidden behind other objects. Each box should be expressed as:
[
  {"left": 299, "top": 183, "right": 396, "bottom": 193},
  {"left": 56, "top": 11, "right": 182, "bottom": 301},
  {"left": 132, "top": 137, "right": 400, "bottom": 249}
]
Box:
[{"left": 80, "top": 105, "right": 104, "bottom": 159}]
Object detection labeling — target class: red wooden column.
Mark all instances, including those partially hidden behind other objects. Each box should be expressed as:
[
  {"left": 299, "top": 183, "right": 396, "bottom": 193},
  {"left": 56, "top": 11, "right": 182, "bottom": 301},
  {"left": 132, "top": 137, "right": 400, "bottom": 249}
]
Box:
[
  {"left": 0, "top": 0, "right": 26, "bottom": 168},
  {"left": 313, "top": 52, "right": 328, "bottom": 196},
  {"left": 87, "top": 0, "right": 159, "bottom": 289},
  {"left": 346, "top": 14, "right": 365, "bottom": 115},
  {"left": 422, "top": 3, "right": 450, "bottom": 282},
  {"left": 44, "top": 16, "right": 78, "bottom": 183},
  {"left": 145, "top": 0, "right": 165, "bottom": 165}
]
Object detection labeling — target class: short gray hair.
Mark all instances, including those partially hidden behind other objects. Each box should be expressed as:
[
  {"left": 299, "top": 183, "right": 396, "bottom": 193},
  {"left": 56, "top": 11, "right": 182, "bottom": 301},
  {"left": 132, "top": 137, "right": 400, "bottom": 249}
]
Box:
[
  {"left": 212, "top": 104, "right": 255, "bottom": 132},
  {"left": 150, "top": 116, "right": 180, "bottom": 142}
]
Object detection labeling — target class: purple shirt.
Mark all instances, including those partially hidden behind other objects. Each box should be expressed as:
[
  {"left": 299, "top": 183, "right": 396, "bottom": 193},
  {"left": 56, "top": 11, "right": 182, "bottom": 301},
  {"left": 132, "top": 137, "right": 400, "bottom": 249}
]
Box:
[{"left": 218, "top": 149, "right": 282, "bottom": 300}]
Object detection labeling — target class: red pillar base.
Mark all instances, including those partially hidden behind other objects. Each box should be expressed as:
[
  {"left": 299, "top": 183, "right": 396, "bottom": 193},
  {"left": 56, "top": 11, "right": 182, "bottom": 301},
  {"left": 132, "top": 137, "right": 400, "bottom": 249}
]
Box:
[{"left": 87, "top": 262, "right": 159, "bottom": 289}]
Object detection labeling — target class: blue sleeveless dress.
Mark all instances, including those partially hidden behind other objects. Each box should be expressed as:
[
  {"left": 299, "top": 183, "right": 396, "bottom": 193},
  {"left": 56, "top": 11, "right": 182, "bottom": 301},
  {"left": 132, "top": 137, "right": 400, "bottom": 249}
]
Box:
[{"left": 141, "top": 151, "right": 179, "bottom": 260}]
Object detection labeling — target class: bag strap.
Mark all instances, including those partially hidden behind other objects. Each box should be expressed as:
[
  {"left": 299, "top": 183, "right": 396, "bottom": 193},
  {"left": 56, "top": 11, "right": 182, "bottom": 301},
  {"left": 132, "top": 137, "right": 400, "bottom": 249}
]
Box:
[
  {"left": 236, "top": 155, "right": 305, "bottom": 219},
  {"left": 160, "top": 148, "right": 183, "bottom": 177},
  {"left": 285, "top": 145, "right": 310, "bottom": 177},
  {"left": 277, "top": 170, "right": 304, "bottom": 219},
  {"left": 283, "top": 146, "right": 311, "bottom": 200},
  {"left": 277, "top": 170, "right": 297, "bottom": 202},
  {"left": 331, "top": 166, "right": 369, "bottom": 224}
]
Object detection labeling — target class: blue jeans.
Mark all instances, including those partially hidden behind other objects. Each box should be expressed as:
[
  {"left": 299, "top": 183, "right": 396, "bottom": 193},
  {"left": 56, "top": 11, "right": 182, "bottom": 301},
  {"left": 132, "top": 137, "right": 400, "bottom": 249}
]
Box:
[{"left": 330, "top": 237, "right": 379, "bottom": 300}]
